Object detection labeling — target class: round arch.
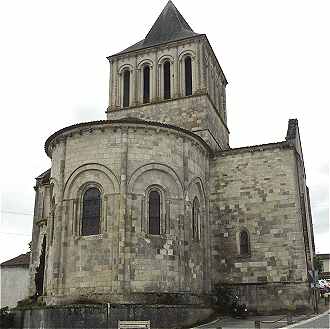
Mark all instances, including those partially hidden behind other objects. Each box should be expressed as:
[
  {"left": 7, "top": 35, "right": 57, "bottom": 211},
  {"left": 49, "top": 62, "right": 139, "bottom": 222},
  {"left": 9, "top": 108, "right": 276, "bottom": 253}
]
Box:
[
  {"left": 63, "top": 163, "right": 120, "bottom": 199},
  {"left": 128, "top": 163, "right": 183, "bottom": 197},
  {"left": 187, "top": 176, "right": 206, "bottom": 207}
]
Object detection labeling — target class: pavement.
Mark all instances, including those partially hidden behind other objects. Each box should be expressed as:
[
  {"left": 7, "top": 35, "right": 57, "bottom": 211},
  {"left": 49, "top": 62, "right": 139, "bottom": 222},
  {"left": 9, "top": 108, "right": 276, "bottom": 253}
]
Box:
[{"left": 191, "top": 302, "right": 330, "bottom": 329}]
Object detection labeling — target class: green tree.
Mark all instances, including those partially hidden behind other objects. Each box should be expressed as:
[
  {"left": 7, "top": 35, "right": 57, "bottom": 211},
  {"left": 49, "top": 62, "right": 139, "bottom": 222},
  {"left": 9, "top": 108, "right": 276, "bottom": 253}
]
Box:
[{"left": 314, "top": 255, "right": 323, "bottom": 273}]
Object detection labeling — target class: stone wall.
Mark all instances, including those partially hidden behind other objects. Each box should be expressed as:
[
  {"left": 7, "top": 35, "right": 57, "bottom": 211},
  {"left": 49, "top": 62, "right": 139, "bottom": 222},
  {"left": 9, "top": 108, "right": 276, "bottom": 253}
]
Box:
[
  {"left": 13, "top": 304, "right": 213, "bottom": 328},
  {"left": 107, "top": 34, "right": 229, "bottom": 151},
  {"left": 107, "top": 94, "right": 229, "bottom": 151},
  {"left": 223, "top": 282, "right": 312, "bottom": 314},
  {"left": 108, "top": 36, "right": 227, "bottom": 124},
  {"left": 41, "top": 121, "right": 211, "bottom": 305},
  {"left": 209, "top": 144, "right": 312, "bottom": 310}
]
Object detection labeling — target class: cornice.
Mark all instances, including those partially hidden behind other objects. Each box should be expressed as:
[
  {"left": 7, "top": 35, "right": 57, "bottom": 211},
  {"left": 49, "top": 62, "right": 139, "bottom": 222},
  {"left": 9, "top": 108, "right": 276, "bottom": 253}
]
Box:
[
  {"left": 107, "top": 34, "right": 205, "bottom": 61},
  {"left": 44, "top": 118, "right": 212, "bottom": 158}
]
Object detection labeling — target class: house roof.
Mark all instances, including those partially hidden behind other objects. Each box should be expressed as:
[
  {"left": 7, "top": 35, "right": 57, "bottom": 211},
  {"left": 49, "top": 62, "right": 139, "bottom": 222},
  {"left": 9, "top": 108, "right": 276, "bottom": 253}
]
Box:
[
  {"left": 0, "top": 253, "right": 30, "bottom": 267},
  {"left": 318, "top": 253, "right": 330, "bottom": 260},
  {"left": 109, "top": 1, "right": 201, "bottom": 58}
]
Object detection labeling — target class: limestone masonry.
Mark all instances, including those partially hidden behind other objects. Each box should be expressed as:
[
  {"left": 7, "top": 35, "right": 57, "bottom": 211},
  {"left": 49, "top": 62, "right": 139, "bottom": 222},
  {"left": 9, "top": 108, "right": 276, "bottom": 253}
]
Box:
[{"left": 29, "top": 1, "right": 315, "bottom": 326}]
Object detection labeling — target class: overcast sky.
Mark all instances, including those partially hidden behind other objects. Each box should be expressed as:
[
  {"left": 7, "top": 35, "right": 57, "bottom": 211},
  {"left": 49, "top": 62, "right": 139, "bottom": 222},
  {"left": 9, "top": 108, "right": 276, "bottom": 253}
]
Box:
[{"left": 0, "top": 0, "right": 329, "bottom": 263}]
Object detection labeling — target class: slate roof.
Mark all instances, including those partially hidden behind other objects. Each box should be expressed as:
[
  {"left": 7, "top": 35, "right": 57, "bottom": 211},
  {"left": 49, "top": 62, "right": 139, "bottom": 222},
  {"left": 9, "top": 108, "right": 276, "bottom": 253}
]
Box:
[
  {"left": 35, "top": 168, "right": 51, "bottom": 186},
  {"left": 1, "top": 253, "right": 30, "bottom": 267},
  {"left": 109, "top": 1, "right": 201, "bottom": 58}
]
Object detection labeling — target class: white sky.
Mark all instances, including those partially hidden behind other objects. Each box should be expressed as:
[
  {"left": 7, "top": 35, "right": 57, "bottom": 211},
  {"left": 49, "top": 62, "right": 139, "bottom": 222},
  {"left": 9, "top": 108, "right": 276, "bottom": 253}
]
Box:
[{"left": 0, "top": 0, "right": 329, "bottom": 263}]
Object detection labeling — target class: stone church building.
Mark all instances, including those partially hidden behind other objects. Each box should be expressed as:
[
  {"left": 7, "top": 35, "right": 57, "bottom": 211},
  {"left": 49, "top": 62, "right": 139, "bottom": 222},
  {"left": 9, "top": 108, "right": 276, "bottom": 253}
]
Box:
[{"left": 28, "top": 1, "right": 315, "bottom": 326}]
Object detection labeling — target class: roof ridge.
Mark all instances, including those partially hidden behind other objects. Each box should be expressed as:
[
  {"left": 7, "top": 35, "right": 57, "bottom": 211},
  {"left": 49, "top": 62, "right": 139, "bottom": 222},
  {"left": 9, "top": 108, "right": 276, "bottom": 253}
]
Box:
[{"left": 109, "top": 1, "right": 199, "bottom": 57}]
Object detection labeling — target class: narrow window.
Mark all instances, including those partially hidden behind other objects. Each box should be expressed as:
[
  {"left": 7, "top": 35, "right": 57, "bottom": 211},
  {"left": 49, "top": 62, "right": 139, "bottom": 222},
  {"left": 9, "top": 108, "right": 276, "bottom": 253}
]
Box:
[
  {"left": 82, "top": 187, "right": 101, "bottom": 236},
  {"left": 149, "top": 190, "right": 160, "bottom": 235},
  {"left": 143, "top": 65, "right": 150, "bottom": 104},
  {"left": 192, "top": 197, "right": 200, "bottom": 240},
  {"left": 123, "top": 69, "right": 130, "bottom": 107},
  {"left": 163, "top": 61, "right": 171, "bottom": 99},
  {"left": 240, "top": 230, "right": 250, "bottom": 256},
  {"left": 184, "top": 56, "right": 192, "bottom": 96},
  {"left": 35, "top": 236, "right": 46, "bottom": 297}
]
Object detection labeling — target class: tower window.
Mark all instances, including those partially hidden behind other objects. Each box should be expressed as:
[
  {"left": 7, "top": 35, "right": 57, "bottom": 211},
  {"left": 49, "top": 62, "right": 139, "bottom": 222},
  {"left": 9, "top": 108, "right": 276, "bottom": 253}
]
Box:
[
  {"left": 82, "top": 187, "right": 101, "bottom": 236},
  {"left": 184, "top": 56, "right": 192, "bottom": 96},
  {"left": 149, "top": 190, "right": 160, "bottom": 235},
  {"left": 239, "top": 230, "right": 250, "bottom": 256},
  {"left": 143, "top": 65, "right": 150, "bottom": 104},
  {"left": 192, "top": 197, "right": 200, "bottom": 240},
  {"left": 123, "top": 69, "right": 130, "bottom": 107},
  {"left": 163, "top": 60, "right": 171, "bottom": 99}
]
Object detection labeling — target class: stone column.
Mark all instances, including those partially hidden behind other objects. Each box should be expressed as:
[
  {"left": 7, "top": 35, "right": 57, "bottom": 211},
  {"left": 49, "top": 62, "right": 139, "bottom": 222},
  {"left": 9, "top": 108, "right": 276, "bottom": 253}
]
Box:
[
  {"left": 108, "top": 60, "right": 113, "bottom": 109},
  {"left": 153, "top": 52, "right": 158, "bottom": 102},
  {"left": 174, "top": 47, "right": 180, "bottom": 98},
  {"left": 119, "top": 127, "right": 130, "bottom": 292},
  {"left": 56, "top": 138, "right": 67, "bottom": 296}
]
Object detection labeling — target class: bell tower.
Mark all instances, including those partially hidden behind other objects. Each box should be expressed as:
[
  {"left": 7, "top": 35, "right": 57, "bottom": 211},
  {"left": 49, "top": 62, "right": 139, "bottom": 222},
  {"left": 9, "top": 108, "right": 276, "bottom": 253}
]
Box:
[{"left": 106, "top": 1, "right": 229, "bottom": 151}]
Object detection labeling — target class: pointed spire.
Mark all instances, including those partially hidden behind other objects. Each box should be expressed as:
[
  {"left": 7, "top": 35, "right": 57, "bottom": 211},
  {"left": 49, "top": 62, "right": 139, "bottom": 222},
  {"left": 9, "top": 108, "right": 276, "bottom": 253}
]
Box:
[
  {"left": 110, "top": 1, "right": 200, "bottom": 57},
  {"left": 143, "top": 1, "right": 198, "bottom": 46}
]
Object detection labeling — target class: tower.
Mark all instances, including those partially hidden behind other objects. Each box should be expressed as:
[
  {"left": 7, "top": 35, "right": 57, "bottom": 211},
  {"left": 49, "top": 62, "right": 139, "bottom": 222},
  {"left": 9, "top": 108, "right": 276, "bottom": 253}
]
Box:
[
  {"left": 106, "top": 0, "right": 229, "bottom": 151},
  {"left": 24, "top": 2, "right": 315, "bottom": 328}
]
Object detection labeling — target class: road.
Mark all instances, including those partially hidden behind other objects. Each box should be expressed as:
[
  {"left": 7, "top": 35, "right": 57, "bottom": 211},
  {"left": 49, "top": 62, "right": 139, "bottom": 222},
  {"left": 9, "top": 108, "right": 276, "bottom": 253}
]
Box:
[
  {"left": 193, "top": 311, "right": 330, "bottom": 329},
  {"left": 291, "top": 310, "right": 329, "bottom": 328}
]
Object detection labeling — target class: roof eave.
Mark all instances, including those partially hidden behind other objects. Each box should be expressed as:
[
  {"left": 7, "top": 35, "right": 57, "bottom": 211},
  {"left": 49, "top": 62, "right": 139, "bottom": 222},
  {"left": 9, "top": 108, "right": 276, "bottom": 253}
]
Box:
[
  {"left": 202, "top": 35, "right": 228, "bottom": 85},
  {"left": 106, "top": 34, "right": 205, "bottom": 61}
]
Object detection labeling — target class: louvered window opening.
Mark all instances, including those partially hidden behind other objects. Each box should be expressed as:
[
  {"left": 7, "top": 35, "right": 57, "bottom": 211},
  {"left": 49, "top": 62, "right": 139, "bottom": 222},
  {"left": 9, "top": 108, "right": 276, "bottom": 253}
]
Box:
[
  {"left": 163, "top": 61, "right": 171, "bottom": 99},
  {"left": 184, "top": 56, "right": 192, "bottom": 96},
  {"left": 149, "top": 191, "right": 160, "bottom": 235},
  {"left": 123, "top": 70, "right": 130, "bottom": 107},
  {"left": 82, "top": 188, "right": 101, "bottom": 236},
  {"left": 143, "top": 66, "right": 150, "bottom": 103}
]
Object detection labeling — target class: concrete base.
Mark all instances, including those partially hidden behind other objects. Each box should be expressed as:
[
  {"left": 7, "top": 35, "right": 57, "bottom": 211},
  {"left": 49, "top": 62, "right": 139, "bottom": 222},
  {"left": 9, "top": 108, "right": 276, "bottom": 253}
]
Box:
[{"left": 13, "top": 304, "right": 214, "bottom": 328}]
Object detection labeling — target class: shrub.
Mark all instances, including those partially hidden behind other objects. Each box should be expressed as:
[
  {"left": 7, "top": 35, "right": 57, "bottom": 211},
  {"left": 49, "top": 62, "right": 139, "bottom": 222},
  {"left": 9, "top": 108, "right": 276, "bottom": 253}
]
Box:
[
  {"left": 0, "top": 307, "right": 14, "bottom": 328},
  {"left": 213, "top": 283, "right": 236, "bottom": 313}
]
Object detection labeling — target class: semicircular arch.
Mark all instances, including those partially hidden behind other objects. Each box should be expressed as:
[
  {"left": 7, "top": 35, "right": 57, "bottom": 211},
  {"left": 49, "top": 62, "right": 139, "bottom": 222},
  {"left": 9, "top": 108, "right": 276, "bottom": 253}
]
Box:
[
  {"left": 187, "top": 176, "right": 206, "bottom": 207},
  {"left": 64, "top": 163, "right": 120, "bottom": 199},
  {"left": 128, "top": 163, "right": 183, "bottom": 198}
]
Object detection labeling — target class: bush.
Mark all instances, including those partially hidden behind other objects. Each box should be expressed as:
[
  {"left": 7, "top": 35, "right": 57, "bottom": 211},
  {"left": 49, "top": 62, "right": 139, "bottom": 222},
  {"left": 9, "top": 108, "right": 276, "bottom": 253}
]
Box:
[
  {"left": 0, "top": 307, "right": 14, "bottom": 328},
  {"left": 213, "top": 283, "right": 236, "bottom": 313}
]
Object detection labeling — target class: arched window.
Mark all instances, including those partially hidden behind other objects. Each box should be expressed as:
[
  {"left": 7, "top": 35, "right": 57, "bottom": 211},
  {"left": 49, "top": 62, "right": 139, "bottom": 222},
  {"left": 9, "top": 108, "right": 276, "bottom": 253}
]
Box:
[
  {"left": 123, "top": 69, "right": 130, "bottom": 107},
  {"left": 149, "top": 190, "right": 160, "bottom": 235},
  {"left": 192, "top": 197, "right": 200, "bottom": 240},
  {"left": 163, "top": 60, "right": 171, "bottom": 99},
  {"left": 143, "top": 65, "right": 150, "bottom": 104},
  {"left": 82, "top": 187, "right": 101, "bottom": 236},
  {"left": 184, "top": 56, "right": 192, "bottom": 96},
  {"left": 239, "top": 230, "right": 250, "bottom": 256}
]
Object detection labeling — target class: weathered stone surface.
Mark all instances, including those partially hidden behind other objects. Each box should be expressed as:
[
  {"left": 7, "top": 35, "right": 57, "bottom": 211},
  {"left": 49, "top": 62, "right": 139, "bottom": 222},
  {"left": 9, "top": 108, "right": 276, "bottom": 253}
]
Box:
[
  {"left": 28, "top": 2, "right": 315, "bottom": 327},
  {"left": 13, "top": 304, "right": 213, "bottom": 328}
]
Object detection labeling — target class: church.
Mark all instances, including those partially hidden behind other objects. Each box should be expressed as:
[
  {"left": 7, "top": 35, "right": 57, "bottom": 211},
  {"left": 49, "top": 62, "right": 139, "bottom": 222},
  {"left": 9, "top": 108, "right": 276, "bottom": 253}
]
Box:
[{"left": 28, "top": 1, "right": 315, "bottom": 327}]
